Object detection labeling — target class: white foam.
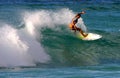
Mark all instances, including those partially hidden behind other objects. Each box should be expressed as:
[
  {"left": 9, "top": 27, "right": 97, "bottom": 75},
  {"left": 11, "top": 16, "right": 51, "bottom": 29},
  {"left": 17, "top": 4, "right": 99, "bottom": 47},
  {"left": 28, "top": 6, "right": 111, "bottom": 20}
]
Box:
[
  {"left": 23, "top": 8, "right": 74, "bottom": 35},
  {"left": 0, "top": 24, "right": 50, "bottom": 67}
]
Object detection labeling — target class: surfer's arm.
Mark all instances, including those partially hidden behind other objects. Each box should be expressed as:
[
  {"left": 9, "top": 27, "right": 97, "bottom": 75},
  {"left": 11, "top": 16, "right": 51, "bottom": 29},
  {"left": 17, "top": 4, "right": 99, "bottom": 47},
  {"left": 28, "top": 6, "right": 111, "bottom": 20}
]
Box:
[{"left": 79, "top": 11, "right": 85, "bottom": 15}]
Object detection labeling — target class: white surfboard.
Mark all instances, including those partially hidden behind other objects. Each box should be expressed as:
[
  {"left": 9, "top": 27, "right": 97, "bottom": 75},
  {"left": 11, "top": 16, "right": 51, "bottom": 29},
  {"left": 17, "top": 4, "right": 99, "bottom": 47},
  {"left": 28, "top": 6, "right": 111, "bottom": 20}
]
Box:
[{"left": 77, "top": 33, "right": 102, "bottom": 40}]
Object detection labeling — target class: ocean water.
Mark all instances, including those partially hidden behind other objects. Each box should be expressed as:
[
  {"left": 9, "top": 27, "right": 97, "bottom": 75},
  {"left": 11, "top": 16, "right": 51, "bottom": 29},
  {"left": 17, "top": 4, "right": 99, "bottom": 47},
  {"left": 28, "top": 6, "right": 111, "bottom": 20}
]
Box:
[{"left": 0, "top": 0, "right": 120, "bottom": 78}]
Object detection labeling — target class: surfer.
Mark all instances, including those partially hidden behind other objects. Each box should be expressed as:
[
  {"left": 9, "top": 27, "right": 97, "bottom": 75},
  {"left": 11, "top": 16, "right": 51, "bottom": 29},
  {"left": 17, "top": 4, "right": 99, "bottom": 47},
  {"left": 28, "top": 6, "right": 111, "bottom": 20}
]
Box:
[{"left": 69, "top": 11, "right": 88, "bottom": 37}]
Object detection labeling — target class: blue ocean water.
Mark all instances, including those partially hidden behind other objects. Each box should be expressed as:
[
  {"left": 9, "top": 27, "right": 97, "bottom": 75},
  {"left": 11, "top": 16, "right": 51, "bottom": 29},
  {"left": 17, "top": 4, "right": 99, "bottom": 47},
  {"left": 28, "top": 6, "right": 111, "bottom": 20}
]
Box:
[
  {"left": 1, "top": 65, "right": 120, "bottom": 78},
  {"left": 0, "top": 0, "right": 120, "bottom": 78}
]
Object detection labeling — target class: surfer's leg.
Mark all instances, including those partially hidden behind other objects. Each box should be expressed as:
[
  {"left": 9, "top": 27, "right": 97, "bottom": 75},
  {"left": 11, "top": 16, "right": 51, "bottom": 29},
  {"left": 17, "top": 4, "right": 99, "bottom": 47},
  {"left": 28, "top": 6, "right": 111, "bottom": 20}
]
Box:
[
  {"left": 82, "top": 32, "right": 88, "bottom": 37},
  {"left": 77, "top": 28, "right": 88, "bottom": 37}
]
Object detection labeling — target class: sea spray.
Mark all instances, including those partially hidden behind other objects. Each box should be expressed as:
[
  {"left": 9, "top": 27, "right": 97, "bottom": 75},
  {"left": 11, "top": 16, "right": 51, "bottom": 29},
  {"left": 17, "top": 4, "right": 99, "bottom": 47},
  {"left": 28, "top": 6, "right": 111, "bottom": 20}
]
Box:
[
  {"left": 0, "top": 25, "right": 32, "bottom": 67},
  {"left": 18, "top": 28, "right": 50, "bottom": 64},
  {"left": 0, "top": 24, "right": 50, "bottom": 67},
  {"left": 23, "top": 9, "right": 74, "bottom": 31}
]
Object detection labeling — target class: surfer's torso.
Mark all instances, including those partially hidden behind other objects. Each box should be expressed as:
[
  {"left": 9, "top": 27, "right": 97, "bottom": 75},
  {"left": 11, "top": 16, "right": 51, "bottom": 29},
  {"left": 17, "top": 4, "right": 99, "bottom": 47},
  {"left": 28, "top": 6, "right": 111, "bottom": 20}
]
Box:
[
  {"left": 69, "top": 16, "right": 80, "bottom": 30},
  {"left": 73, "top": 17, "right": 78, "bottom": 23}
]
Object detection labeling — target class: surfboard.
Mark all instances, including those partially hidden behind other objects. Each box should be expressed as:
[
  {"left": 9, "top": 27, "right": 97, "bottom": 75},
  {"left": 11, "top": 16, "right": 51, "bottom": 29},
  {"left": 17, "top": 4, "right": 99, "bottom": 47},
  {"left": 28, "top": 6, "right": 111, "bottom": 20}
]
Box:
[{"left": 77, "top": 32, "right": 102, "bottom": 40}]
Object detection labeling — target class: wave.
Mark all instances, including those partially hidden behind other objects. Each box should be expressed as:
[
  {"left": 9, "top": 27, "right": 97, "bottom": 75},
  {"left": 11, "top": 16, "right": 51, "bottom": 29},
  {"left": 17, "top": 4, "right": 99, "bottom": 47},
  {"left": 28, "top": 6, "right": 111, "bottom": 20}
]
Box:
[
  {"left": 0, "top": 8, "right": 119, "bottom": 67},
  {"left": 41, "top": 28, "right": 120, "bottom": 66},
  {"left": 0, "top": 8, "right": 79, "bottom": 67}
]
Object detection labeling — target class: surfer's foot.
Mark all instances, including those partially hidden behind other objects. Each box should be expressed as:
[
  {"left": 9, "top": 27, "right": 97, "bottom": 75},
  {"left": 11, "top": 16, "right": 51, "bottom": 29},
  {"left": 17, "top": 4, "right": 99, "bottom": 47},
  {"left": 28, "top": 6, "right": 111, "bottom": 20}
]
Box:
[{"left": 84, "top": 33, "right": 88, "bottom": 37}]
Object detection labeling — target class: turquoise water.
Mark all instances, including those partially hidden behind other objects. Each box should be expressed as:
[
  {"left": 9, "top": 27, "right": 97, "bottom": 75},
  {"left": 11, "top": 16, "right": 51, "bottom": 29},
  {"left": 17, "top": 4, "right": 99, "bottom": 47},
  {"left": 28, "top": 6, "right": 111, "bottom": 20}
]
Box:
[
  {"left": 0, "top": 0, "right": 120, "bottom": 78},
  {"left": 1, "top": 65, "right": 120, "bottom": 78}
]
